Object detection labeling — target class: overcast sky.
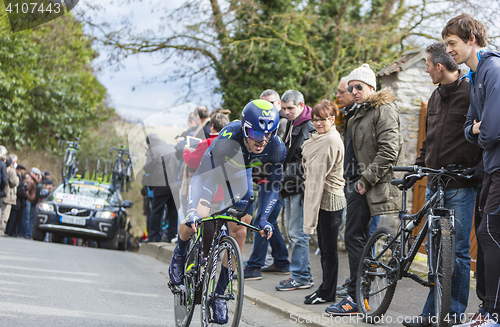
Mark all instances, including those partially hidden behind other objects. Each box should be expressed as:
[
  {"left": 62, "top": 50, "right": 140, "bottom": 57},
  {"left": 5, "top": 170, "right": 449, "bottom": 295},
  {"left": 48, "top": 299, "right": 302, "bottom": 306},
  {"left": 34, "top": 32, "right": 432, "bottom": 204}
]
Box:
[{"left": 77, "top": 0, "right": 221, "bottom": 127}]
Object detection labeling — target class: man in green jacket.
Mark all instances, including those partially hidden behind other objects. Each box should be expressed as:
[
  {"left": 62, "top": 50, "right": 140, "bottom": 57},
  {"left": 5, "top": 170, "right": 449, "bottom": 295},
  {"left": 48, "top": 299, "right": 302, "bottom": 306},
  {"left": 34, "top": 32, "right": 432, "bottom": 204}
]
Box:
[{"left": 326, "top": 63, "right": 403, "bottom": 315}]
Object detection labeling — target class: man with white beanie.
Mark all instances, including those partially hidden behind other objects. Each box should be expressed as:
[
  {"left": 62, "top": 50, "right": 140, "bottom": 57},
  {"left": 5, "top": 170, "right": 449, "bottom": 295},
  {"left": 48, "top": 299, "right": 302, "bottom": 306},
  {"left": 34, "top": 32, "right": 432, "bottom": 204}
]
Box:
[{"left": 325, "top": 64, "right": 403, "bottom": 315}]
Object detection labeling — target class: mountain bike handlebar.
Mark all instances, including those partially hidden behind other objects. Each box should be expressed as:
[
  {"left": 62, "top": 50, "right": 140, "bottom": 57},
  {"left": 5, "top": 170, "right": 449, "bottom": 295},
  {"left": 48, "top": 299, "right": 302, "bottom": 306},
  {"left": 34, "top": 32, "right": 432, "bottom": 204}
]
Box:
[
  {"left": 110, "top": 146, "right": 130, "bottom": 155},
  {"left": 391, "top": 165, "right": 473, "bottom": 189},
  {"left": 59, "top": 138, "right": 80, "bottom": 150}
]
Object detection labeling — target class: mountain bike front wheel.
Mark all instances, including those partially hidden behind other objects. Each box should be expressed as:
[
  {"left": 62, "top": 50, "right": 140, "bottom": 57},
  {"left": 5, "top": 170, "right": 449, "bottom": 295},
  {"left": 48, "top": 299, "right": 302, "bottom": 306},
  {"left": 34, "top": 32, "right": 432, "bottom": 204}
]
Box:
[
  {"left": 356, "top": 227, "right": 398, "bottom": 322},
  {"left": 433, "top": 216, "right": 453, "bottom": 327},
  {"left": 201, "top": 236, "right": 244, "bottom": 327}
]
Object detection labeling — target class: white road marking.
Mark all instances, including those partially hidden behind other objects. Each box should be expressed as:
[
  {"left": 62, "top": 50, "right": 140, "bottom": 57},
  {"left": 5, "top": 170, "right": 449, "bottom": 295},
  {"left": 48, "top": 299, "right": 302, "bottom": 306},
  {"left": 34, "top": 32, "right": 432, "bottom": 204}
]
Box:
[
  {"left": 99, "top": 289, "right": 160, "bottom": 297},
  {"left": 0, "top": 272, "right": 94, "bottom": 284},
  {"left": 0, "top": 264, "right": 99, "bottom": 276}
]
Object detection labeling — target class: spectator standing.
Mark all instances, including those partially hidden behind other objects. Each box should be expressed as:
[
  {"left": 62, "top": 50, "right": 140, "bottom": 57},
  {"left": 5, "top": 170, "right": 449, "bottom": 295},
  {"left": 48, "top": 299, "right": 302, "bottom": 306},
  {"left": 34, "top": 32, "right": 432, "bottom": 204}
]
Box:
[
  {"left": 43, "top": 180, "right": 54, "bottom": 192},
  {"left": 275, "top": 89, "right": 316, "bottom": 291},
  {"left": 0, "top": 146, "right": 8, "bottom": 232},
  {"left": 326, "top": 64, "right": 403, "bottom": 315},
  {"left": 143, "top": 134, "right": 179, "bottom": 243},
  {"left": 244, "top": 90, "right": 291, "bottom": 280},
  {"left": 443, "top": 14, "right": 500, "bottom": 326},
  {"left": 183, "top": 112, "right": 230, "bottom": 257},
  {"left": 302, "top": 99, "right": 346, "bottom": 304},
  {"left": 402, "top": 41, "right": 482, "bottom": 327},
  {"left": 7, "top": 164, "right": 26, "bottom": 237},
  {"left": 24, "top": 168, "right": 43, "bottom": 239},
  {"left": 193, "top": 106, "right": 211, "bottom": 140},
  {"left": 1, "top": 155, "right": 19, "bottom": 236}
]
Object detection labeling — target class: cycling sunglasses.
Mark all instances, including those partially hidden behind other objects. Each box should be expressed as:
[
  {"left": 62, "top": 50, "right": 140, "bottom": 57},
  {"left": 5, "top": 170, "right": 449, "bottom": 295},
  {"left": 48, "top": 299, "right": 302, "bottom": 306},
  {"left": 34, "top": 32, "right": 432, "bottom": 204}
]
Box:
[
  {"left": 244, "top": 126, "right": 272, "bottom": 143},
  {"left": 347, "top": 84, "right": 363, "bottom": 93}
]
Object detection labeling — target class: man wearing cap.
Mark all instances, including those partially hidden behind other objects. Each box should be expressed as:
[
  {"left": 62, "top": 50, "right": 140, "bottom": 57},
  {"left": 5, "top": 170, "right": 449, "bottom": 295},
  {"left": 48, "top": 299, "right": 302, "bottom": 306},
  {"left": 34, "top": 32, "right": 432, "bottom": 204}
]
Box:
[
  {"left": 7, "top": 163, "right": 27, "bottom": 237},
  {"left": 0, "top": 147, "right": 9, "bottom": 235},
  {"left": 24, "top": 168, "right": 43, "bottom": 239},
  {"left": 326, "top": 64, "right": 403, "bottom": 315}
]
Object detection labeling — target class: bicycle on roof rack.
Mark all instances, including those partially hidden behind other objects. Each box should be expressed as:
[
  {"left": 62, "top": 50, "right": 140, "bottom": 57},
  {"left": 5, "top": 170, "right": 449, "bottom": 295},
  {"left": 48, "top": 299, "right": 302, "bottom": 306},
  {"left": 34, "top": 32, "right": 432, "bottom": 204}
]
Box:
[
  {"left": 356, "top": 165, "right": 472, "bottom": 327},
  {"left": 110, "top": 146, "right": 130, "bottom": 192},
  {"left": 169, "top": 196, "right": 261, "bottom": 327},
  {"left": 59, "top": 138, "right": 80, "bottom": 185}
]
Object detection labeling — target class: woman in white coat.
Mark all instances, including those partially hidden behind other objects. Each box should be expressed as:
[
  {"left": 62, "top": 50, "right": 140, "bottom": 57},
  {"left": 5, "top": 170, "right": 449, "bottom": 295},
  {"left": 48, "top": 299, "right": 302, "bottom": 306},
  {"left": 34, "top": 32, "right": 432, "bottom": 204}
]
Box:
[{"left": 302, "top": 99, "right": 346, "bottom": 305}]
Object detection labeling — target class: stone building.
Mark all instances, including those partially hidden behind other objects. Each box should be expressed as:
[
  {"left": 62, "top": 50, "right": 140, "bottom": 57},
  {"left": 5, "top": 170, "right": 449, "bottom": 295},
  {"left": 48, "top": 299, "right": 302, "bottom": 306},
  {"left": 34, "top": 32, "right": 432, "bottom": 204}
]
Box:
[{"left": 377, "top": 48, "right": 437, "bottom": 166}]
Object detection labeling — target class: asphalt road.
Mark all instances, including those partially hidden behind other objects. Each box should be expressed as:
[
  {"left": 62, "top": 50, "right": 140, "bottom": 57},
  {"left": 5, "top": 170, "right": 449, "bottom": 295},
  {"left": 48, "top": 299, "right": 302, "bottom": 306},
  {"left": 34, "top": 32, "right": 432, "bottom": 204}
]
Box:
[{"left": 0, "top": 237, "right": 291, "bottom": 327}]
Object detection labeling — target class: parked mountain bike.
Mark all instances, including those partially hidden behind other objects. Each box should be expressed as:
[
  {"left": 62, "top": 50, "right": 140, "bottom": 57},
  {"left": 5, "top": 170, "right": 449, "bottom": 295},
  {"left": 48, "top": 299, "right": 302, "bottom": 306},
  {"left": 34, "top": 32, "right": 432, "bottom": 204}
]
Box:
[
  {"left": 59, "top": 138, "right": 80, "bottom": 184},
  {"left": 169, "top": 196, "right": 261, "bottom": 327},
  {"left": 110, "top": 146, "right": 130, "bottom": 192},
  {"left": 356, "top": 165, "right": 472, "bottom": 327},
  {"left": 123, "top": 152, "right": 135, "bottom": 192}
]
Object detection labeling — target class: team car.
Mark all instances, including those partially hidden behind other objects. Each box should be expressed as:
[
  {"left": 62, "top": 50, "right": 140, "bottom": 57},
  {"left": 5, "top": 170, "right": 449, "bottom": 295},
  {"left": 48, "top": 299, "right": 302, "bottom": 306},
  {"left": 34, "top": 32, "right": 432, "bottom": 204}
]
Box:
[{"left": 32, "top": 179, "right": 132, "bottom": 250}]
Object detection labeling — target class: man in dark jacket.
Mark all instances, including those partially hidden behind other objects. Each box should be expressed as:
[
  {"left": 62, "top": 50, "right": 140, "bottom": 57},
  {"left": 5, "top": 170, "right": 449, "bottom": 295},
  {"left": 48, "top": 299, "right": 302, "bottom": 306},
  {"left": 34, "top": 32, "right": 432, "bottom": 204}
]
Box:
[
  {"left": 403, "top": 42, "right": 482, "bottom": 327},
  {"left": 7, "top": 164, "right": 27, "bottom": 237},
  {"left": 275, "top": 89, "right": 316, "bottom": 291},
  {"left": 143, "top": 134, "right": 179, "bottom": 243},
  {"left": 443, "top": 14, "right": 500, "bottom": 325}
]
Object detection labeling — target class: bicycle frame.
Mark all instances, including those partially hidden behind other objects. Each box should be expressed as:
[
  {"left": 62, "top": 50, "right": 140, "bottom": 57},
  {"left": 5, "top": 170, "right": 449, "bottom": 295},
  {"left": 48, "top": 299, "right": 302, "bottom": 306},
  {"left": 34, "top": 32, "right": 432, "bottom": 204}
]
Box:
[{"left": 371, "top": 175, "right": 455, "bottom": 287}]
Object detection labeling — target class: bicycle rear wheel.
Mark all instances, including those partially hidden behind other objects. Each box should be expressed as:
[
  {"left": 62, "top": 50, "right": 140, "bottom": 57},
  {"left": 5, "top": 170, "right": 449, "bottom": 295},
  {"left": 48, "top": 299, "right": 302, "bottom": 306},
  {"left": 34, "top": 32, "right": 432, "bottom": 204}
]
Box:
[
  {"left": 201, "top": 236, "right": 244, "bottom": 327},
  {"left": 62, "top": 149, "right": 70, "bottom": 182},
  {"left": 356, "top": 227, "right": 398, "bottom": 322},
  {"left": 433, "top": 217, "right": 453, "bottom": 327},
  {"left": 174, "top": 239, "right": 200, "bottom": 327}
]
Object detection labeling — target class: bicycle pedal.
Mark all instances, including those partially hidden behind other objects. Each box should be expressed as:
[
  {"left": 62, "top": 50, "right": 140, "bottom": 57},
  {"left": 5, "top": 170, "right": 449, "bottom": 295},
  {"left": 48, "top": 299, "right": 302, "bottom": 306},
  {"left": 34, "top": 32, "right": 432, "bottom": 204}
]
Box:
[{"left": 167, "top": 281, "right": 182, "bottom": 294}]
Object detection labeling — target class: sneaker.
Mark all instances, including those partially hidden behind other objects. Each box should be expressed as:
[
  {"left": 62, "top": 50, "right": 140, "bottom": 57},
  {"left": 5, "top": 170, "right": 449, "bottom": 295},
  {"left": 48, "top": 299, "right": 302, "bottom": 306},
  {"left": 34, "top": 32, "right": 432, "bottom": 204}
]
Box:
[
  {"left": 402, "top": 314, "right": 433, "bottom": 327},
  {"left": 211, "top": 298, "right": 228, "bottom": 324},
  {"left": 455, "top": 312, "right": 499, "bottom": 327},
  {"left": 244, "top": 268, "right": 262, "bottom": 280},
  {"left": 280, "top": 276, "right": 313, "bottom": 286},
  {"left": 276, "top": 278, "right": 313, "bottom": 291},
  {"left": 261, "top": 264, "right": 290, "bottom": 274},
  {"left": 325, "top": 295, "right": 358, "bottom": 315},
  {"left": 336, "top": 277, "right": 351, "bottom": 297},
  {"left": 303, "top": 292, "right": 326, "bottom": 305},
  {"left": 168, "top": 246, "right": 186, "bottom": 285}
]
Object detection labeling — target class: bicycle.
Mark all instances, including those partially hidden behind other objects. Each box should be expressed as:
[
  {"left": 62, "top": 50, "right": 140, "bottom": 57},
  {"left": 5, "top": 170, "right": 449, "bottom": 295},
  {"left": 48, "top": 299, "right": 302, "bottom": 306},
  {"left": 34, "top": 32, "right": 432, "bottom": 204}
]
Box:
[
  {"left": 356, "top": 165, "right": 472, "bottom": 327},
  {"left": 59, "top": 138, "right": 80, "bottom": 184},
  {"left": 168, "top": 196, "right": 260, "bottom": 327},
  {"left": 110, "top": 146, "right": 130, "bottom": 191}
]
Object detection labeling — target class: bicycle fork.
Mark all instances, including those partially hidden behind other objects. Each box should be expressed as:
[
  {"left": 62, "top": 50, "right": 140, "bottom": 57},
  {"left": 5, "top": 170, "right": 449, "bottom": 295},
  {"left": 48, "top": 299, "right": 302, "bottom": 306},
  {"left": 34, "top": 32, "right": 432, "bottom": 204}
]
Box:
[{"left": 427, "top": 208, "right": 456, "bottom": 278}]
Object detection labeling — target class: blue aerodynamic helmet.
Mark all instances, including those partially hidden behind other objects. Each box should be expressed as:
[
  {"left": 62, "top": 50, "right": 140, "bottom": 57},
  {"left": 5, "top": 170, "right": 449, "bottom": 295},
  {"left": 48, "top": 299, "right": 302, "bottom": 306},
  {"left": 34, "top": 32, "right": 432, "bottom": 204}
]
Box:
[{"left": 241, "top": 99, "right": 280, "bottom": 142}]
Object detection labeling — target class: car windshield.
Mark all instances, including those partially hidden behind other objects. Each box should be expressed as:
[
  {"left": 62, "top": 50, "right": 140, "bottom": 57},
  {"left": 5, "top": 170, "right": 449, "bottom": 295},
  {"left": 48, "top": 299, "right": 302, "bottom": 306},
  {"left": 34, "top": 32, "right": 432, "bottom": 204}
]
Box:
[{"left": 52, "top": 182, "right": 118, "bottom": 204}]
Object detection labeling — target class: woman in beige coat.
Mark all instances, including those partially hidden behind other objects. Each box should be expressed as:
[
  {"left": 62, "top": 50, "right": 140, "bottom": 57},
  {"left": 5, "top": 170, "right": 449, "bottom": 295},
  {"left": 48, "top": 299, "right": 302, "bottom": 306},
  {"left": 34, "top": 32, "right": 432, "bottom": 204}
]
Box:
[
  {"left": 1, "top": 155, "right": 19, "bottom": 235},
  {"left": 302, "top": 99, "right": 346, "bottom": 305}
]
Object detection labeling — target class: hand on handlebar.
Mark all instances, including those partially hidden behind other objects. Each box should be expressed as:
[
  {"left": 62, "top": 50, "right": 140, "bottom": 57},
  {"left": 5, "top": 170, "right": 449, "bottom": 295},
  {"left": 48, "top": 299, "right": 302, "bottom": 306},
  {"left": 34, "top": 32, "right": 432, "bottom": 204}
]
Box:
[
  {"left": 258, "top": 219, "right": 273, "bottom": 240},
  {"left": 185, "top": 210, "right": 202, "bottom": 233}
]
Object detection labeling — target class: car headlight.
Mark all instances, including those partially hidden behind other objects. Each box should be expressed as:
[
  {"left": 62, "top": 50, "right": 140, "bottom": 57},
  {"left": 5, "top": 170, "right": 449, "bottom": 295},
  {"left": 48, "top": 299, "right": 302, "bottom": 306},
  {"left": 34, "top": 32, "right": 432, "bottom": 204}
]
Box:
[
  {"left": 95, "top": 211, "right": 116, "bottom": 219},
  {"left": 38, "top": 203, "right": 54, "bottom": 212}
]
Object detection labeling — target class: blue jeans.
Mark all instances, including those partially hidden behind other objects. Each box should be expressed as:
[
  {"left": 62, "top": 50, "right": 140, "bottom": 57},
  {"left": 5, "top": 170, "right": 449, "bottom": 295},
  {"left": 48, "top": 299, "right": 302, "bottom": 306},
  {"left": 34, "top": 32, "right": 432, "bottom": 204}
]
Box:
[
  {"left": 370, "top": 215, "right": 380, "bottom": 235},
  {"left": 284, "top": 194, "right": 311, "bottom": 284},
  {"left": 422, "top": 187, "right": 477, "bottom": 317},
  {"left": 246, "top": 195, "right": 289, "bottom": 270},
  {"left": 21, "top": 200, "right": 31, "bottom": 237}
]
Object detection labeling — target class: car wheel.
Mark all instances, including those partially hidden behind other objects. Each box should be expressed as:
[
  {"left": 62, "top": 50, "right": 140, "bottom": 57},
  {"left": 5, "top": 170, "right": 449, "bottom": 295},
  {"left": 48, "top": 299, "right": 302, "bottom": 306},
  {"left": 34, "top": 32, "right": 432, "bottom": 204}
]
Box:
[
  {"left": 118, "top": 230, "right": 127, "bottom": 251},
  {"left": 32, "top": 223, "right": 45, "bottom": 241},
  {"left": 106, "top": 232, "right": 120, "bottom": 250}
]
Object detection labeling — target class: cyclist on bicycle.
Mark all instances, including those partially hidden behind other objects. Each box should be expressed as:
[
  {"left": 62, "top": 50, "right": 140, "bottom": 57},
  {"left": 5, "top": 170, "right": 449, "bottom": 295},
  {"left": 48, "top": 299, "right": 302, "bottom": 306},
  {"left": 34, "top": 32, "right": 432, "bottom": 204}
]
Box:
[{"left": 169, "top": 100, "right": 285, "bottom": 323}]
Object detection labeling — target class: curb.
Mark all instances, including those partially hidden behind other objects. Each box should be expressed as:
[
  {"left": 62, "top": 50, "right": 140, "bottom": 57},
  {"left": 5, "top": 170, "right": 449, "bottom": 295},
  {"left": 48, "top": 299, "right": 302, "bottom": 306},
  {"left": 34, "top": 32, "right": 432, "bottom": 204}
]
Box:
[{"left": 139, "top": 242, "right": 354, "bottom": 327}]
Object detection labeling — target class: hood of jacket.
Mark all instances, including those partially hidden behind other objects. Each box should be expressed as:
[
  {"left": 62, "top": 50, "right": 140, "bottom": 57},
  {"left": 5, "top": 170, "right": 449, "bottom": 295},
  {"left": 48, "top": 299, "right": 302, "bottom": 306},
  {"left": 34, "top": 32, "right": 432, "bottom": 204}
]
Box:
[
  {"left": 366, "top": 88, "right": 398, "bottom": 110},
  {"left": 293, "top": 105, "right": 312, "bottom": 129}
]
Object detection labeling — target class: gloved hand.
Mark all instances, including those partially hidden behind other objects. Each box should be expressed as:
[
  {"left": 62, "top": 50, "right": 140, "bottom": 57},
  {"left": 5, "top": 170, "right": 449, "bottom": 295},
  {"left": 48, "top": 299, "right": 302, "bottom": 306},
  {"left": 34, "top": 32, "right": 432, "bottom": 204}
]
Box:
[
  {"left": 464, "top": 165, "right": 485, "bottom": 182},
  {"left": 185, "top": 210, "right": 202, "bottom": 230},
  {"left": 259, "top": 219, "right": 273, "bottom": 239}
]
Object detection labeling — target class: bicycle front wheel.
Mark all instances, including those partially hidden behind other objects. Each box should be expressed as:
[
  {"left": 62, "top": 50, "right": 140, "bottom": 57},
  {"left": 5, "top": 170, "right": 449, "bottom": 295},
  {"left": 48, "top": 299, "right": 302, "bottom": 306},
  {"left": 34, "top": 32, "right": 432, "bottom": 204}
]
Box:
[
  {"left": 174, "top": 239, "right": 200, "bottom": 327},
  {"left": 201, "top": 236, "right": 244, "bottom": 327},
  {"left": 433, "top": 217, "right": 453, "bottom": 327},
  {"left": 356, "top": 227, "right": 398, "bottom": 322}
]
